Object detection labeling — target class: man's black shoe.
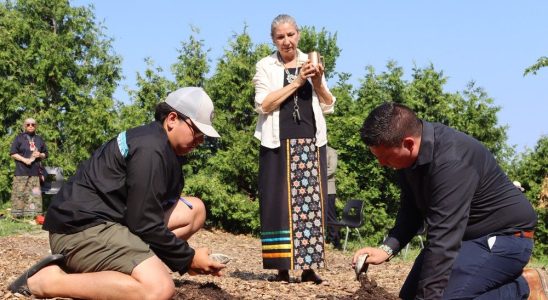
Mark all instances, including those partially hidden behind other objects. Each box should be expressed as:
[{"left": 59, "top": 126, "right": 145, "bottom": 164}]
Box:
[{"left": 8, "top": 254, "right": 65, "bottom": 296}]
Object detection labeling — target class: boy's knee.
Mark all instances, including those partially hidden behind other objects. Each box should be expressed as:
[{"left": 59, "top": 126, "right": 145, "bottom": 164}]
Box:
[
  {"left": 143, "top": 275, "right": 175, "bottom": 300},
  {"left": 187, "top": 197, "right": 206, "bottom": 227}
]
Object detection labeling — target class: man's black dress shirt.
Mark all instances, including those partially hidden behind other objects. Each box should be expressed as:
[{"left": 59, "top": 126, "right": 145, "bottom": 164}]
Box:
[{"left": 383, "top": 121, "right": 537, "bottom": 299}]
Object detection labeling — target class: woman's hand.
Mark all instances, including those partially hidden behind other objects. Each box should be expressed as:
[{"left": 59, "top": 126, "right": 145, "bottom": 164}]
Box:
[
  {"left": 310, "top": 62, "right": 324, "bottom": 87},
  {"left": 306, "top": 61, "right": 333, "bottom": 105},
  {"left": 295, "top": 60, "right": 318, "bottom": 86}
]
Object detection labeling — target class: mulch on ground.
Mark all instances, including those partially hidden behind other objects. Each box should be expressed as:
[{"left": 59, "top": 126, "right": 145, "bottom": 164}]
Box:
[{"left": 0, "top": 228, "right": 411, "bottom": 299}]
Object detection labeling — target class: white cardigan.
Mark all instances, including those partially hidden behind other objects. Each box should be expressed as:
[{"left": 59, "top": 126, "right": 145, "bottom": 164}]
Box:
[{"left": 252, "top": 50, "right": 336, "bottom": 149}]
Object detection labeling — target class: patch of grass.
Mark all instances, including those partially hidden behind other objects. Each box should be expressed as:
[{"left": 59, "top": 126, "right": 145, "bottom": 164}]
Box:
[
  {"left": 0, "top": 216, "right": 43, "bottom": 236},
  {"left": 528, "top": 256, "right": 548, "bottom": 268},
  {"left": 0, "top": 201, "right": 43, "bottom": 236}
]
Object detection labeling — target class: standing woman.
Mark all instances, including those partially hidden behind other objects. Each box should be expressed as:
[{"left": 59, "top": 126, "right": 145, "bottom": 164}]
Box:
[
  {"left": 253, "top": 14, "right": 335, "bottom": 283},
  {"left": 9, "top": 118, "right": 48, "bottom": 218}
]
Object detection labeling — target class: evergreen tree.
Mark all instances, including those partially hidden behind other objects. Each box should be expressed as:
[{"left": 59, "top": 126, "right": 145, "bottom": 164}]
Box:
[
  {"left": 0, "top": 0, "right": 121, "bottom": 201},
  {"left": 508, "top": 136, "right": 548, "bottom": 256}
]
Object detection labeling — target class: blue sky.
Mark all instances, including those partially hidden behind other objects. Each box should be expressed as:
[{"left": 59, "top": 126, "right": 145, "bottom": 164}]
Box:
[{"left": 73, "top": 0, "right": 547, "bottom": 154}]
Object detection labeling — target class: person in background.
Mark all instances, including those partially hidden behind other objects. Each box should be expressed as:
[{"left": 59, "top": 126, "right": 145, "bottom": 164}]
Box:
[
  {"left": 326, "top": 146, "right": 341, "bottom": 250},
  {"left": 252, "top": 14, "right": 336, "bottom": 283},
  {"left": 9, "top": 118, "right": 48, "bottom": 218},
  {"left": 9, "top": 87, "right": 226, "bottom": 300},
  {"left": 353, "top": 102, "right": 537, "bottom": 299}
]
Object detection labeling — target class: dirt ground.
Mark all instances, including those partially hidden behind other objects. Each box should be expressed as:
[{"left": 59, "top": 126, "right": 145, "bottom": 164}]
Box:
[{"left": 0, "top": 228, "right": 411, "bottom": 299}]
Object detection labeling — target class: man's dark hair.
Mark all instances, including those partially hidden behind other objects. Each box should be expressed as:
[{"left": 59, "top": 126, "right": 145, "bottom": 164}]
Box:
[
  {"left": 154, "top": 102, "right": 188, "bottom": 122},
  {"left": 360, "top": 102, "right": 422, "bottom": 147}
]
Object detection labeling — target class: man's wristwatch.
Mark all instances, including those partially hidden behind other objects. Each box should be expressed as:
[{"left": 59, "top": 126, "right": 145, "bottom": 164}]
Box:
[{"left": 378, "top": 244, "right": 395, "bottom": 260}]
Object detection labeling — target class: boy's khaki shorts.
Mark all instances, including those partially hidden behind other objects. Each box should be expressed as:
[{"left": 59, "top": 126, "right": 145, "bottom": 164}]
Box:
[{"left": 50, "top": 222, "right": 154, "bottom": 274}]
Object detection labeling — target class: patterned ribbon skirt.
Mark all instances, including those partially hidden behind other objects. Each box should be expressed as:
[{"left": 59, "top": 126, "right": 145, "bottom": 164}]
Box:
[{"left": 259, "top": 138, "right": 327, "bottom": 270}]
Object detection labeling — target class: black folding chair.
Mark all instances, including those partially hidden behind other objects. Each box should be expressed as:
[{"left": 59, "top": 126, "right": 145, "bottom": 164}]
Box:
[
  {"left": 327, "top": 199, "right": 364, "bottom": 251},
  {"left": 41, "top": 167, "right": 64, "bottom": 195}
]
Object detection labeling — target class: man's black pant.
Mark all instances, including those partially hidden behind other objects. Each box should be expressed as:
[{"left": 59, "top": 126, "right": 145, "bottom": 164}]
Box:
[
  {"left": 400, "top": 233, "right": 533, "bottom": 299},
  {"left": 326, "top": 193, "right": 340, "bottom": 248}
]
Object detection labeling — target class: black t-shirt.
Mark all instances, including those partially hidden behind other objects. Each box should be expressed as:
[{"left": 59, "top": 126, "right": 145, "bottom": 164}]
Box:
[
  {"left": 10, "top": 132, "right": 48, "bottom": 176},
  {"left": 279, "top": 67, "right": 316, "bottom": 139}
]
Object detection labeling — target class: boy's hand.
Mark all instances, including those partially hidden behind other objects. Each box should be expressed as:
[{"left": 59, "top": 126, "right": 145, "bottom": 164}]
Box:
[{"left": 188, "top": 247, "right": 226, "bottom": 276}]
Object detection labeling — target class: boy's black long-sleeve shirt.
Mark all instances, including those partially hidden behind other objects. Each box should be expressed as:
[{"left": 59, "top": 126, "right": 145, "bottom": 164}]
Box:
[
  {"left": 383, "top": 121, "right": 537, "bottom": 299},
  {"left": 43, "top": 121, "right": 195, "bottom": 274}
]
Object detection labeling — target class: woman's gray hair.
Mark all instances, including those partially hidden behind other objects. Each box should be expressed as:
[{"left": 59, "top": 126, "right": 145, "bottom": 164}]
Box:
[{"left": 270, "top": 14, "right": 299, "bottom": 40}]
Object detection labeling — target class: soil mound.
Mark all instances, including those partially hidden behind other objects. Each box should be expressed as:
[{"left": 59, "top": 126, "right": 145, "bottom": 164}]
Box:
[{"left": 351, "top": 275, "right": 398, "bottom": 300}]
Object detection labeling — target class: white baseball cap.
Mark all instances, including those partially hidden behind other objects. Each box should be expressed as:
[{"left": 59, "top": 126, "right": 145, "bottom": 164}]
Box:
[{"left": 165, "top": 87, "right": 220, "bottom": 138}]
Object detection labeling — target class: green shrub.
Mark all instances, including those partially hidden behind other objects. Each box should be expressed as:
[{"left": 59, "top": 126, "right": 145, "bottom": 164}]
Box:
[{"left": 184, "top": 173, "right": 260, "bottom": 234}]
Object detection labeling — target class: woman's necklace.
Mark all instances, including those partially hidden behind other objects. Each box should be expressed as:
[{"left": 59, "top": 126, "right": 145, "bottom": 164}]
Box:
[{"left": 278, "top": 51, "right": 301, "bottom": 122}]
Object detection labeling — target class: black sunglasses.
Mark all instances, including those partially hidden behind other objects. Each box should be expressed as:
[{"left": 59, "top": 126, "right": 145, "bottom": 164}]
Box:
[{"left": 175, "top": 112, "right": 203, "bottom": 137}]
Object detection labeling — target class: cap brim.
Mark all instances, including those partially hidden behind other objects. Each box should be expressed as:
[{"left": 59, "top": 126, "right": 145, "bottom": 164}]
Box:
[{"left": 194, "top": 121, "right": 220, "bottom": 138}]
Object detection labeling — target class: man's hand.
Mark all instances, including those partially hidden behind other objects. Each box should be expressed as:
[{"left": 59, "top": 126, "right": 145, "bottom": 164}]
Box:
[
  {"left": 352, "top": 247, "right": 390, "bottom": 268},
  {"left": 188, "top": 247, "right": 226, "bottom": 276}
]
